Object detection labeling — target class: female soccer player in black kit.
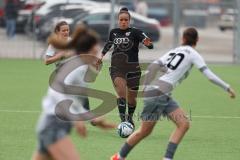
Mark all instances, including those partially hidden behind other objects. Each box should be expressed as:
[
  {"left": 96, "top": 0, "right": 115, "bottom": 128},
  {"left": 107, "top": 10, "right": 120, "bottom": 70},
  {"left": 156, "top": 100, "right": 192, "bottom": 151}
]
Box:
[{"left": 100, "top": 8, "right": 154, "bottom": 126}]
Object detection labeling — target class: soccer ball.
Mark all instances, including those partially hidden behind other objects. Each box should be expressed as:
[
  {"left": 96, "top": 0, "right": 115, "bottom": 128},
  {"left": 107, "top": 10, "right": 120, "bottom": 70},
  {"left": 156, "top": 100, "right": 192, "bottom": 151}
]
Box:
[{"left": 117, "top": 122, "right": 134, "bottom": 138}]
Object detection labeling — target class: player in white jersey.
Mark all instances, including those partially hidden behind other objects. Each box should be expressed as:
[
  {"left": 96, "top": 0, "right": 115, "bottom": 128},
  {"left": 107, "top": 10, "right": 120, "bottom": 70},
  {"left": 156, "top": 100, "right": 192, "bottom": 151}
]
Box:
[
  {"left": 44, "top": 21, "right": 73, "bottom": 66},
  {"left": 44, "top": 21, "right": 113, "bottom": 129},
  {"left": 32, "top": 25, "right": 115, "bottom": 160},
  {"left": 111, "top": 27, "right": 236, "bottom": 160}
]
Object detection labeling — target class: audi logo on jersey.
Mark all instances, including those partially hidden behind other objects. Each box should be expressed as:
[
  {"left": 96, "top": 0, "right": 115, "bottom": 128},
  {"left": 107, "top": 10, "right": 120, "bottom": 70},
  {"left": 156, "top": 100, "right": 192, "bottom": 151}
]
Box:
[{"left": 113, "top": 37, "right": 130, "bottom": 44}]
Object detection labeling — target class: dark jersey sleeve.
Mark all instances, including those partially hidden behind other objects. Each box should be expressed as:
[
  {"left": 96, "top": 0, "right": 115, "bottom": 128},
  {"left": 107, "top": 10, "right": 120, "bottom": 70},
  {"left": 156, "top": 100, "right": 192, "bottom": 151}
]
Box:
[
  {"left": 135, "top": 28, "right": 154, "bottom": 49},
  {"left": 102, "top": 29, "right": 114, "bottom": 55}
]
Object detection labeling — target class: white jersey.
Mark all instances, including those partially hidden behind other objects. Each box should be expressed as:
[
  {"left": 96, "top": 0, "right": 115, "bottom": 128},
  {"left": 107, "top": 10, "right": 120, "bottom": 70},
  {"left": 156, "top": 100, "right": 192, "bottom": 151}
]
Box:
[
  {"left": 154, "top": 45, "right": 206, "bottom": 87},
  {"left": 45, "top": 37, "right": 72, "bottom": 57},
  {"left": 45, "top": 37, "right": 72, "bottom": 65},
  {"left": 42, "top": 62, "right": 89, "bottom": 115},
  {"left": 45, "top": 44, "right": 57, "bottom": 57}
]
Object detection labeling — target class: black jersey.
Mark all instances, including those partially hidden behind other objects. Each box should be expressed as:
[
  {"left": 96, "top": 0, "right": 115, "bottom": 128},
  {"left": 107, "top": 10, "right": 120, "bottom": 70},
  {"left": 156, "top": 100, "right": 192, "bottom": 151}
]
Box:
[{"left": 102, "top": 27, "right": 153, "bottom": 64}]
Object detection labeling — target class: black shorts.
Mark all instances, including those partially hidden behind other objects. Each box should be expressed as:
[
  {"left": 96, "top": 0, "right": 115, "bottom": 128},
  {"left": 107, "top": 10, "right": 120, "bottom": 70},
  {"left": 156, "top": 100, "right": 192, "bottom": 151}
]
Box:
[{"left": 109, "top": 65, "right": 141, "bottom": 90}]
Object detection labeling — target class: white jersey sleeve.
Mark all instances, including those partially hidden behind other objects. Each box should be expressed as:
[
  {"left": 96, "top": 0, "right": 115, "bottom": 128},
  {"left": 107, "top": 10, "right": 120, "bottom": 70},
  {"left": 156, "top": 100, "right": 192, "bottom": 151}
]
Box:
[
  {"left": 191, "top": 50, "right": 230, "bottom": 90},
  {"left": 151, "top": 46, "right": 231, "bottom": 93},
  {"left": 45, "top": 44, "right": 56, "bottom": 57},
  {"left": 191, "top": 50, "right": 206, "bottom": 69},
  {"left": 201, "top": 67, "right": 230, "bottom": 91}
]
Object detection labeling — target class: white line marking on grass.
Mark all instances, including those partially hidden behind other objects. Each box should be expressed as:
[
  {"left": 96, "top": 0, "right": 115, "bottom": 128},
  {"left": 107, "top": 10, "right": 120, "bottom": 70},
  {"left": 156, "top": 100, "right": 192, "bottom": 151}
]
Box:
[
  {"left": 191, "top": 115, "right": 240, "bottom": 119},
  {"left": 0, "top": 109, "right": 40, "bottom": 113},
  {"left": 0, "top": 109, "right": 239, "bottom": 119}
]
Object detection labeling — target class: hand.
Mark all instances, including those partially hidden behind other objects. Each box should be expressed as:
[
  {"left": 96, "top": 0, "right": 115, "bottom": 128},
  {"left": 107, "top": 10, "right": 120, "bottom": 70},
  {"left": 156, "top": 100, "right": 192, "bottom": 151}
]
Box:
[
  {"left": 96, "top": 59, "right": 102, "bottom": 69},
  {"left": 95, "top": 54, "right": 104, "bottom": 71},
  {"left": 227, "top": 87, "right": 236, "bottom": 99},
  {"left": 74, "top": 121, "right": 87, "bottom": 138},
  {"left": 143, "top": 38, "right": 152, "bottom": 46}
]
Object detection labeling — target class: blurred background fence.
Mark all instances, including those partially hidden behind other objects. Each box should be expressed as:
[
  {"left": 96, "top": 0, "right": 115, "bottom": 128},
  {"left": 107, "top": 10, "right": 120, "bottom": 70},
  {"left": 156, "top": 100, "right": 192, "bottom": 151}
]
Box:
[{"left": 0, "top": 0, "right": 239, "bottom": 63}]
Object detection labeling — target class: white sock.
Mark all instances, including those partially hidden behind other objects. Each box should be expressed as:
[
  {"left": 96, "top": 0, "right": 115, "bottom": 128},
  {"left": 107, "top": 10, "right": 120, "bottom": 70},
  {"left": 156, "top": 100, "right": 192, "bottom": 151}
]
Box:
[{"left": 163, "top": 158, "right": 172, "bottom": 160}]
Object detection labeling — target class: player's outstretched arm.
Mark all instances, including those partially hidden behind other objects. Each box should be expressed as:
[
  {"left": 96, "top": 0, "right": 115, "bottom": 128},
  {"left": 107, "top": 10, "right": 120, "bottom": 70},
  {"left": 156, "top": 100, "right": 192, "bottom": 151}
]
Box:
[
  {"left": 101, "top": 29, "right": 114, "bottom": 56},
  {"left": 200, "top": 66, "right": 236, "bottom": 99},
  {"left": 44, "top": 52, "right": 64, "bottom": 65}
]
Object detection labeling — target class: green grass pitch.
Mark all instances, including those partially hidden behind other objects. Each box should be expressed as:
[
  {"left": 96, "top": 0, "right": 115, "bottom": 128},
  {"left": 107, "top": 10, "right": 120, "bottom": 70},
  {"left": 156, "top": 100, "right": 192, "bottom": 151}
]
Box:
[{"left": 0, "top": 59, "right": 239, "bottom": 160}]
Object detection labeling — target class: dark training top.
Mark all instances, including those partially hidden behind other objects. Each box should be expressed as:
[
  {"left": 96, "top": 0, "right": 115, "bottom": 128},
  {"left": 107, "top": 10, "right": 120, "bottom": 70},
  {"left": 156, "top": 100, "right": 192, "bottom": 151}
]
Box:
[{"left": 102, "top": 27, "right": 153, "bottom": 65}]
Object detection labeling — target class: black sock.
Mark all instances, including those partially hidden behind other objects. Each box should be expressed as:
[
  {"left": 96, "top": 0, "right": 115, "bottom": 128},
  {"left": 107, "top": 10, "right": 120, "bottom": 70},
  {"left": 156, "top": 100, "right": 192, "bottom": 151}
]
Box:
[
  {"left": 127, "top": 104, "right": 136, "bottom": 125},
  {"left": 119, "top": 142, "right": 134, "bottom": 158},
  {"left": 82, "top": 97, "right": 90, "bottom": 110},
  {"left": 164, "top": 142, "right": 178, "bottom": 159},
  {"left": 117, "top": 98, "right": 127, "bottom": 122}
]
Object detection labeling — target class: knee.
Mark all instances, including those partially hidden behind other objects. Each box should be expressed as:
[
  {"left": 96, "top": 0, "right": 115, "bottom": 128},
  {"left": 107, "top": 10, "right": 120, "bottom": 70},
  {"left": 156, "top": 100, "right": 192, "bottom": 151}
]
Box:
[
  {"left": 179, "top": 121, "right": 190, "bottom": 132},
  {"left": 117, "top": 90, "right": 126, "bottom": 98},
  {"left": 114, "top": 79, "right": 127, "bottom": 97},
  {"left": 128, "top": 99, "right": 136, "bottom": 106}
]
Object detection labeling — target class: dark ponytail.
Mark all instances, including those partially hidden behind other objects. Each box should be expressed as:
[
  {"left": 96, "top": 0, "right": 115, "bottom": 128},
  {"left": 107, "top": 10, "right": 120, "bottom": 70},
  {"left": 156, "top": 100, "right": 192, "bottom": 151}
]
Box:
[
  {"left": 48, "top": 24, "right": 99, "bottom": 54},
  {"left": 120, "top": 7, "right": 128, "bottom": 12},
  {"left": 118, "top": 7, "right": 131, "bottom": 19}
]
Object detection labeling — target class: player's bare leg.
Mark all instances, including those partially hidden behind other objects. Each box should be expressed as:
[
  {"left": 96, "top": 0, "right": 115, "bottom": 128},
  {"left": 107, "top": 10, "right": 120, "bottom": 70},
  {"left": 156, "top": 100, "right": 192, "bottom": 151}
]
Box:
[
  {"left": 113, "top": 77, "right": 128, "bottom": 122},
  {"left": 47, "top": 136, "right": 80, "bottom": 160},
  {"left": 162, "top": 108, "right": 190, "bottom": 160},
  {"left": 168, "top": 108, "right": 190, "bottom": 143},
  {"left": 113, "top": 77, "right": 127, "bottom": 98},
  {"left": 127, "top": 120, "right": 156, "bottom": 145},
  {"left": 111, "top": 121, "right": 157, "bottom": 160}
]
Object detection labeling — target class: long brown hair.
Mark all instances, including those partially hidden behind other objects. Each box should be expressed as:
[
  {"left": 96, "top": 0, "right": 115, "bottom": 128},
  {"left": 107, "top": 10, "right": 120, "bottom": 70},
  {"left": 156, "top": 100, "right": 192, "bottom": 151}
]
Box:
[{"left": 48, "top": 24, "right": 99, "bottom": 54}]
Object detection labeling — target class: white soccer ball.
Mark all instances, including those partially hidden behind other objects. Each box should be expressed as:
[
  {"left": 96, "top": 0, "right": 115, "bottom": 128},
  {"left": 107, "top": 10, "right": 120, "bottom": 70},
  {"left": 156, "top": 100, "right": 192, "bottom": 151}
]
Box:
[{"left": 117, "top": 122, "right": 134, "bottom": 138}]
